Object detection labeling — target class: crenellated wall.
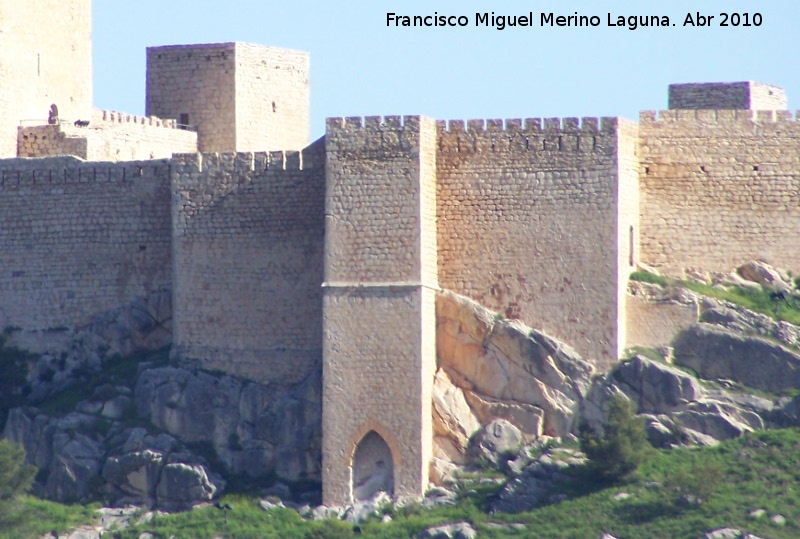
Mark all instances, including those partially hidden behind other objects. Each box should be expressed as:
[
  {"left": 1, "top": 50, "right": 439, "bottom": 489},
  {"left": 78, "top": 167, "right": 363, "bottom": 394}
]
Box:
[
  {"left": 639, "top": 109, "right": 800, "bottom": 275},
  {"left": 322, "top": 115, "right": 438, "bottom": 506},
  {"left": 436, "top": 116, "right": 633, "bottom": 365},
  {"left": 171, "top": 141, "right": 326, "bottom": 386},
  {"left": 17, "top": 110, "right": 197, "bottom": 161},
  {"left": 0, "top": 156, "right": 172, "bottom": 331}
]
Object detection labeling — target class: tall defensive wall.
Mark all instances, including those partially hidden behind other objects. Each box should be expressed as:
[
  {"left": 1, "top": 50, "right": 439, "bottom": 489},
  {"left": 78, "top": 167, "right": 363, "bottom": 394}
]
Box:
[
  {"left": 639, "top": 109, "right": 800, "bottom": 275},
  {"left": 322, "top": 116, "right": 439, "bottom": 505},
  {"left": 170, "top": 143, "right": 326, "bottom": 386},
  {"left": 436, "top": 116, "right": 639, "bottom": 367},
  {"left": 639, "top": 82, "right": 800, "bottom": 276},
  {"left": 0, "top": 157, "right": 172, "bottom": 333},
  {"left": 0, "top": 0, "right": 92, "bottom": 157}
]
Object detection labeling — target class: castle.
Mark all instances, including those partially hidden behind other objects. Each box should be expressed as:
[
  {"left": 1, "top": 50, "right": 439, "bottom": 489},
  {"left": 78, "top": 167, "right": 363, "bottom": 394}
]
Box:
[{"left": 2, "top": 0, "right": 799, "bottom": 507}]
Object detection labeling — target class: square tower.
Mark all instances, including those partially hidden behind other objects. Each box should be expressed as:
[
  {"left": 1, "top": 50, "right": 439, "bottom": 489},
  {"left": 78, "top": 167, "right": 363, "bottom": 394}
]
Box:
[
  {"left": 0, "top": 0, "right": 92, "bottom": 157},
  {"left": 146, "top": 42, "right": 309, "bottom": 153},
  {"left": 322, "top": 116, "right": 439, "bottom": 505},
  {"left": 669, "top": 81, "right": 787, "bottom": 110}
]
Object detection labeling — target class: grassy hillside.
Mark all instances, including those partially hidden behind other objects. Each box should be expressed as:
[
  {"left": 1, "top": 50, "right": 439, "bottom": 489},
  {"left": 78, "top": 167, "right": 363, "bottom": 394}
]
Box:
[{"left": 13, "top": 428, "right": 785, "bottom": 539}]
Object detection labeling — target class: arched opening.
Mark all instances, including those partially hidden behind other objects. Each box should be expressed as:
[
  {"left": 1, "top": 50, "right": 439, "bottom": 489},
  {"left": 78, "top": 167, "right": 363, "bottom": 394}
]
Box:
[{"left": 351, "top": 430, "right": 394, "bottom": 501}]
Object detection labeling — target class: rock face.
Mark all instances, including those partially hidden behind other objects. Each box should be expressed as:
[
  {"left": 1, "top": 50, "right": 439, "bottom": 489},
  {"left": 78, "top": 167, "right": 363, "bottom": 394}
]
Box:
[
  {"left": 584, "top": 354, "right": 778, "bottom": 447},
  {"left": 135, "top": 366, "right": 321, "bottom": 483},
  {"left": 674, "top": 324, "right": 800, "bottom": 393},
  {"left": 436, "top": 290, "right": 594, "bottom": 440},
  {"left": 3, "top": 363, "right": 321, "bottom": 509}
]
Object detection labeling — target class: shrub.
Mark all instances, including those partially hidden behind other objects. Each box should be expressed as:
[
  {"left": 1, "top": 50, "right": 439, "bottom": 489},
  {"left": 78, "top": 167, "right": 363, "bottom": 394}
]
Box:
[
  {"left": 579, "top": 395, "right": 651, "bottom": 482},
  {"left": 0, "top": 440, "right": 37, "bottom": 500},
  {"left": 664, "top": 461, "right": 723, "bottom": 505}
]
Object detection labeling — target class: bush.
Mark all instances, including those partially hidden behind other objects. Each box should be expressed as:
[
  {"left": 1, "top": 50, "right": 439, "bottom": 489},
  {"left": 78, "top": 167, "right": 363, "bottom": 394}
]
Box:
[
  {"left": 664, "top": 461, "right": 723, "bottom": 505},
  {"left": 579, "top": 395, "right": 651, "bottom": 482},
  {"left": 0, "top": 440, "right": 36, "bottom": 500}
]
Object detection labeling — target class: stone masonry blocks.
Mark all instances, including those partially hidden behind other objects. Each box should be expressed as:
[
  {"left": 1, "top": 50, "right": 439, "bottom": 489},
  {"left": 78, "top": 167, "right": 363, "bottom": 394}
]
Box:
[
  {"left": 669, "top": 82, "right": 787, "bottom": 110},
  {"left": 323, "top": 116, "right": 438, "bottom": 505},
  {"left": 146, "top": 42, "right": 309, "bottom": 153},
  {"left": 0, "top": 0, "right": 92, "bottom": 158}
]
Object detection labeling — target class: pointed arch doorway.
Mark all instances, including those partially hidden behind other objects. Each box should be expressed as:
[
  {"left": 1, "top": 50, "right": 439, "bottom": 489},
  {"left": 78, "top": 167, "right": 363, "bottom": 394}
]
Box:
[{"left": 351, "top": 430, "right": 394, "bottom": 501}]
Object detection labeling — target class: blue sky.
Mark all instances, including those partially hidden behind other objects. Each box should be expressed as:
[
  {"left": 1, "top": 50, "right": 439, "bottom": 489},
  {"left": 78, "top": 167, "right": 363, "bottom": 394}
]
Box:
[{"left": 93, "top": 0, "right": 799, "bottom": 139}]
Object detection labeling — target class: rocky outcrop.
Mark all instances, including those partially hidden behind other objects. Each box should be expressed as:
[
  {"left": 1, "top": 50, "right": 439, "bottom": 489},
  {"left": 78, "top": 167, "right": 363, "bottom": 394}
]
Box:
[
  {"left": 584, "top": 354, "right": 781, "bottom": 447},
  {"left": 674, "top": 324, "right": 800, "bottom": 393},
  {"left": 436, "top": 290, "right": 594, "bottom": 439},
  {"left": 490, "top": 446, "right": 586, "bottom": 513},
  {"left": 3, "top": 362, "right": 321, "bottom": 509},
  {"left": 3, "top": 407, "right": 225, "bottom": 508},
  {"left": 135, "top": 366, "right": 321, "bottom": 482},
  {"left": 4, "top": 289, "right": 172, "bottom": 405}
]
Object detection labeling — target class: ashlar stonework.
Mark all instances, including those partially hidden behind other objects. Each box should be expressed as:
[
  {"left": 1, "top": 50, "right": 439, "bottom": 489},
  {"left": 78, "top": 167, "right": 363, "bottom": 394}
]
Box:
[{"left": 1, "top": 0, "right": 799, "bottom": 507}]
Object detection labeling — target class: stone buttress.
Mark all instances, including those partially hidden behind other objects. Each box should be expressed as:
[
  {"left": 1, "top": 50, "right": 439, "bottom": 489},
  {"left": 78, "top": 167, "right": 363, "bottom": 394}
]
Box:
[{"left": 322, "top": 116, "right": 438, "bottom": 505}]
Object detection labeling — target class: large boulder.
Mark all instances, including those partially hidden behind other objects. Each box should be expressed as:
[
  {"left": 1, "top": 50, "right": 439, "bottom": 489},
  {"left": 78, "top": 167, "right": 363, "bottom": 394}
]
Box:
[
  {"left": 45, "top": 431, "right": 106, "bottom": 502},
  {"left": 156, "top": 462, "right": 225, "bottom": 511},
  {"left": 736, "top": 260, "right": 792, "bottom": 291},
  {"left": 674, "top": 324, "right": 800, "bottom": 393},
  {"left": 135, "top": 366, "right": 321, "bottom": 482},
  {"left": 102, "top": 449, "right": 164, "bottom": 504},
  {"left": 437, "top": 290, "right": 594, "bottom": 438},
  {"left": 613, "top": 355, "right": 703, "bottom": 413},
  {"left": 466, "top": 419, "right": 523, "bottom": 466}
]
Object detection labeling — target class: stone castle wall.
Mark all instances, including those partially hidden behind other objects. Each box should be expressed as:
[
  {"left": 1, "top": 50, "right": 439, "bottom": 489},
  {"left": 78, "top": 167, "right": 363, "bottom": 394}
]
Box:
[
  {"left": 639, "top": 109, "right": 800, "bottom": 275},
  {"left": 435, "top": 117, "right": 629, "bottom": 366},
  {"left": 171, "top": 143, "right": 326, "bottom": 386},
  {"left": 17, "top": 110, "right": 197, "bottom": 161},
  {"left": 146, "top": 43, "right": 310, "bottom": 153},
  {"left": 0, "top": 0, "right": 92, "bottom": 158},
  {"left": 322, "top": 116, "right": 438, "bottom": 505},
  {"left": 669, "top": 82, "right": 787, "bottom": 110},
  {"left": 0, "top": 156, "right": 172, "bottom": 331},
  {"left": 615, "top": 119, "right": 640, "bottom": 358},
  {"left": 234, "top": 43, "right": 310, "bottom": 152},
  {"left": 147, "top": 44, "right": 237, "bottom": 152}
]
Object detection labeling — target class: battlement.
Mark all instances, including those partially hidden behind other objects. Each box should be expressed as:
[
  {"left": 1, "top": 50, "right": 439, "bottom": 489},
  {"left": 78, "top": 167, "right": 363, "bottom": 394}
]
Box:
[
  {"left": 435, "top": 116, "right": 624, "bottom": 155},
  {"left": 325, "top": 115, "right": 436, "bottom": 154},
  {"left": 172, "top": 140, "right": 325, "bottom": 175},
  {"left": 437, "top": 116, "right": 618, "bottom": 134},
  {"left": 0, "top": 156, "right": 171, "bottom": 190},
  {"left": 91, "top": 109, "right": 183, "bottom": 129},
  {"left": 641, "top": 109, "right": 800, "bottom": 124}
]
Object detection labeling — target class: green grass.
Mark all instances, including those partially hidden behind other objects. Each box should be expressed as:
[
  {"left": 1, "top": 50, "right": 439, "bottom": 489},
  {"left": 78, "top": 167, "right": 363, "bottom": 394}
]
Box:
[
  {"left": 94, "top": 429, "right": 800, "bottom": 539},
  {"left": 629, "top": 270, "right": 800, "bottom": 327},
  {"left": 0, "top": 496, "right": 100, "bottom": 539},
  {"left": 630, "top": 271, "right": 669, "bottom": 287},
  {"left": 682, "top": 280, "right": 800, "bottom": 326},
  {"left": 38, "top": 347, "right": 170, "bottom": 417}
]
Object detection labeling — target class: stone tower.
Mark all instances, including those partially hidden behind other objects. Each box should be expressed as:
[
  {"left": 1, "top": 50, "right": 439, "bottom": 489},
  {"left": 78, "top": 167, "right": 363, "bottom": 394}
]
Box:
[
  {"left": 322, "top": 116, "right": 439, "bottom": 506},
  {"left": 0, "top": 0, "right": 93, "bottom": 157},
  {"left": 146, "top": 42, "right": 310, "bottom": 153}
]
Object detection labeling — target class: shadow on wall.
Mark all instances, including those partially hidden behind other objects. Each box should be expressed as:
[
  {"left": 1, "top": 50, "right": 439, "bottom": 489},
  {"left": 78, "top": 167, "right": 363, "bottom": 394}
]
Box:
[{"left": 351, "top": 431, "right": 394, "bottom": 501}]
